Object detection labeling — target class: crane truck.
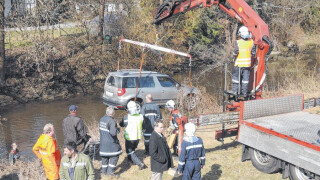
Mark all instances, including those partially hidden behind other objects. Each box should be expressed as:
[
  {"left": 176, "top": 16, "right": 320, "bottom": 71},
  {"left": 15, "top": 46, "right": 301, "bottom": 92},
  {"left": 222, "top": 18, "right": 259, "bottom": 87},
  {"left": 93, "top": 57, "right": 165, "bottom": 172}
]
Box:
[{"left": 154, "top": 0, "right": 320, "bottom": 179}]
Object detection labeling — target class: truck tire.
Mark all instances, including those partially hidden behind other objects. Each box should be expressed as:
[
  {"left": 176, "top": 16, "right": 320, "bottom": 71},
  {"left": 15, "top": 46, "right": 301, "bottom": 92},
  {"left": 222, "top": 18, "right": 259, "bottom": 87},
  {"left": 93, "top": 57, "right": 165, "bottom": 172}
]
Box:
[
  {"left": 289, "top": 165, "right": 320, "bottom": 180},
  {"left": 249, "top": 148, "right": 280, "bottom": 174}
]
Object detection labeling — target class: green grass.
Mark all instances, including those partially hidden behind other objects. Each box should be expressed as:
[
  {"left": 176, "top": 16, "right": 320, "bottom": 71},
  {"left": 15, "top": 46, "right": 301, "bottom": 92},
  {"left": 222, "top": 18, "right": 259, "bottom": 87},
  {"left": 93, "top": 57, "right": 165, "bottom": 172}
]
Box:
[{"left": 4, "top": 27, "right": 85, "bottom": 49}]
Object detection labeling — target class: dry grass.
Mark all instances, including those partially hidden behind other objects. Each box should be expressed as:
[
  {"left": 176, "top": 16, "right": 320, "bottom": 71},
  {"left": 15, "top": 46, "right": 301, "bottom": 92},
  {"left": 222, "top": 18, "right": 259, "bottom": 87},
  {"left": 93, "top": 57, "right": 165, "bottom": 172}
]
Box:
[
  {"left": 92, "top": 124, "right": 283, "bottom": 180},
  {"left": 0, "top": 106, "right": 317, "bottom": 180},
  {"left": 0, "top": 159, "right": 45, "bottom": 180}
]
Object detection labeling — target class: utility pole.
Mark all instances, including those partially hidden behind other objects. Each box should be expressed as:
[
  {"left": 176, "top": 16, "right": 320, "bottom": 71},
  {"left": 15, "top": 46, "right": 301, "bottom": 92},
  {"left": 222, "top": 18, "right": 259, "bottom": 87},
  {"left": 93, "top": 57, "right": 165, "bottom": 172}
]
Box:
[
  {"left": 0, "top": 0, "right": 5, "bottom": 83},
  {"left": 98, "top": 0, "right": 105, "bottom": 45}
]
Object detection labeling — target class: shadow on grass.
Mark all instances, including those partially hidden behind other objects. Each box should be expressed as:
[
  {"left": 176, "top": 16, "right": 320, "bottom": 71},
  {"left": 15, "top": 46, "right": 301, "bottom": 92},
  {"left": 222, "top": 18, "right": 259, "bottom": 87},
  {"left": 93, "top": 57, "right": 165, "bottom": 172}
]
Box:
[
  {"left": 95, "top": 149, "right": 148, "bottom": 179},
  {"left": 171, "top": 164, "right": 222, "bottom": 180},
  {"left": 205, "top": 140, "right": 240, "bottom": 153},
  {"left": 203, "top": 164, "right": 222, "bottom": 180},
  {"left": 0, "top": 173, "right": 19, "bottom": 180},
  {"left": 117, "top": 149, "right": 147, "bottom": 174}
]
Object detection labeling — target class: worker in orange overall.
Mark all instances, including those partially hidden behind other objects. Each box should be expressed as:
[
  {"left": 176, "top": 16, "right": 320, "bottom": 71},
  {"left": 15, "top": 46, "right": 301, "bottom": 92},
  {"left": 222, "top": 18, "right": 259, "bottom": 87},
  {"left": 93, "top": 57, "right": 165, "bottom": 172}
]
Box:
[
  {"left": 166, "top": 100, "right": 181, "bottom": 156},
  {"left": 33, "top": 123, "right": 61, "bottom": 180}
]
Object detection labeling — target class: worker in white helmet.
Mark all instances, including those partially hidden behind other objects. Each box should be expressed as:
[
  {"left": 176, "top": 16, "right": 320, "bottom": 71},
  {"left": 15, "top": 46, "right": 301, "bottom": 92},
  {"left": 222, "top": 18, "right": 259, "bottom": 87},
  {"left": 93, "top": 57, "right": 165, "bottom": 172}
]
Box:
[
  {"left": 178, "top": 123, "right": 205, "bottom": 180},
  {"left": 165, "top": 100, "right": 181, "bottom": 156},
  {"left": 230, "top": 26, "right": 256, "bottom": 97},
  {"left": 119, "top": 101, "right": 147, "bottom": 170}
]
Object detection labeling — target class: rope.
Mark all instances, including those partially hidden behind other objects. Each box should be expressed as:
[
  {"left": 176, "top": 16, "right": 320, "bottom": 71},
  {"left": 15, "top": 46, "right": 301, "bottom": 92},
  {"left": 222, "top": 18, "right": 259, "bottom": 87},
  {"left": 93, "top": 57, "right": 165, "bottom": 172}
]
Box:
[
  {"left": 187, "top": 56, "right": 193, "bottom": 112},
  {"left": 117, "top": 41, "right": 122, "bottom": 71},
  {"left": 134, "top": 50, "right": 145, "bottom": 101}
]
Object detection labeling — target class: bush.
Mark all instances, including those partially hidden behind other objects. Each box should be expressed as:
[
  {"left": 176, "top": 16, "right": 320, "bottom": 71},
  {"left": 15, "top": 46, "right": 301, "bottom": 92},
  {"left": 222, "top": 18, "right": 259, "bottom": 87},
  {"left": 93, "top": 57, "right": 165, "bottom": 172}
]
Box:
[{"left": 301, "top": 6, "right": 320, "bottom": 33}]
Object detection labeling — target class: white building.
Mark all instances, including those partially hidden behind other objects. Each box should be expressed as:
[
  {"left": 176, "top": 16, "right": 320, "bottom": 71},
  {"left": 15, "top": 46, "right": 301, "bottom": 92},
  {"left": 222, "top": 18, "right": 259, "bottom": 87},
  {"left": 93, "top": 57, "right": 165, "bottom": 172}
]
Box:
[{"left": 4, "top": 0, "right": 35, "bottom": 17}]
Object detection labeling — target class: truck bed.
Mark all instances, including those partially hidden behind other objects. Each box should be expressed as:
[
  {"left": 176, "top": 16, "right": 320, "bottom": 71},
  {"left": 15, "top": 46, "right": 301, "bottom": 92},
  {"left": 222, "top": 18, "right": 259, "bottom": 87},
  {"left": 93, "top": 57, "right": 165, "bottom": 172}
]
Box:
[
  {"left": 238, "top": 95, "right": 320, "bottom": 175},
  {"left": 246, "top": 111, "right": 320, "bottom": 145}
]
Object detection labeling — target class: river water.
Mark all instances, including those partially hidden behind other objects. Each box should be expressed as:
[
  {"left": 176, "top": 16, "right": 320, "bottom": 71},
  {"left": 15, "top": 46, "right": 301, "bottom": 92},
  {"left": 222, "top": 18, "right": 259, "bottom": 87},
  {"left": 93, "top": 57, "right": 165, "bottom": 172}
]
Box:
[
  {"left": 0, "top": 47, "right": 318, "bottom": 160},
  {"left": 0, "top": 68, "right": 224, "bottom": 161}
]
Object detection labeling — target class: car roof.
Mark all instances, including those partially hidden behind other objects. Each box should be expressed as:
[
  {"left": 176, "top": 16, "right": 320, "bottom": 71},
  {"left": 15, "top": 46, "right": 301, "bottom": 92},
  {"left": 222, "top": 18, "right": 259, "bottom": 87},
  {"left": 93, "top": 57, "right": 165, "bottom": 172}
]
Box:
[{"left": 109, "top": 69, "right": 168, "bottom": 77}]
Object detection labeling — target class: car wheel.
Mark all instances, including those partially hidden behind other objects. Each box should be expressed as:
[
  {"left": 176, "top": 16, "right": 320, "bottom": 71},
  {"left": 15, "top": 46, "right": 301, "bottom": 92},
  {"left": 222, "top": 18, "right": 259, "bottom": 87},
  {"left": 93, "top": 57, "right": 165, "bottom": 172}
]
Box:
[
  {"left": 289, "top": 165, "right": 319, "bottom": 180},
  {"left": 249, "top": 148, "right": 280, "bottom": 174}
]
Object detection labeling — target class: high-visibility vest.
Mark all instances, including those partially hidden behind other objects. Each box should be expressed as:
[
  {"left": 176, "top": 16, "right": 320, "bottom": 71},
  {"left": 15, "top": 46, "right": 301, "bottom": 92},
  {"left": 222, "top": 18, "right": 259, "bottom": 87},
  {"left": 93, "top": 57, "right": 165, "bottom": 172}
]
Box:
[
  {"left": 235, "top": 39, "right": 254, "bottom": 67},
  {"left": 124, "top": 114, "right": 143, "bottom": 140}
]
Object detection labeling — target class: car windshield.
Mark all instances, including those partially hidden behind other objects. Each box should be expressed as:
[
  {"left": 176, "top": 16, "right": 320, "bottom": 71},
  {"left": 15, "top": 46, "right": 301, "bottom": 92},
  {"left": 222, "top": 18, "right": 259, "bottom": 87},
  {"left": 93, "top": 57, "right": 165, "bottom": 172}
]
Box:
[{"left": 122, "top": 77, "right": 155, "bottom": 88}]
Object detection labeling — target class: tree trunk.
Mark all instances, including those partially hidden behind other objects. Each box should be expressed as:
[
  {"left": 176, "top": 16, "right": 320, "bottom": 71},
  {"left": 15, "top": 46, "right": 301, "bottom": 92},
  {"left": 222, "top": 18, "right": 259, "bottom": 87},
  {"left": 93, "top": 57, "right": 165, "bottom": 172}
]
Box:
[
  {"left": 98, "top": 0, "right": 105, "bottom": 45},
  {"left": 0, "top": 0, "right": 5, "bottom": 83}
]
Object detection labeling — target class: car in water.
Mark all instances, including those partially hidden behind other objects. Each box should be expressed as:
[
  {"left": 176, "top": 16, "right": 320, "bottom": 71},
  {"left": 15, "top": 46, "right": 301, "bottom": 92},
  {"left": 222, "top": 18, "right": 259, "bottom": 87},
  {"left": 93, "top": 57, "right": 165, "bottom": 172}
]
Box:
[{"left": 102, "top": 69, "right": 199, "bottom": 109}]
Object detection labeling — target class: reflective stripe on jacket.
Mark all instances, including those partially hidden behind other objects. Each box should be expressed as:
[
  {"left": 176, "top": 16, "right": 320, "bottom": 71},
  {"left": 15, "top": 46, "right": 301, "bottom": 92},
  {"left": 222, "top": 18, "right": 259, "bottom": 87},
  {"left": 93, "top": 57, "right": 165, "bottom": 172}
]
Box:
[
  {"left": 59, "top": 153, "right": 95, "bottom": 180},
  {"left": 178, "top": 136, "right": 206, "bottom": 172},
  {"left": 141, "top": 102, "right": 162, "bottom": 134},
  {"left": 122, "top": 114, "right": 143, "bottom": 140},
  {"left": 33, "top": 134, "right": 61, "bottom": 180},
  {"left": 99, "top": 115, "right": 122, "bottom": 156},
  {"left": 235, "top": 39, "right": 254, "bottom": 67}
]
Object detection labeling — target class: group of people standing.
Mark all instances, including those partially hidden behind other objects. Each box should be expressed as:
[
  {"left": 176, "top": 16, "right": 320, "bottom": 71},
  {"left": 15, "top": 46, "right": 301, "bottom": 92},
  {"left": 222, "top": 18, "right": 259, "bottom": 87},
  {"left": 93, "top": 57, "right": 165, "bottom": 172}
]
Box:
[
  {"left": 99, "top": 94, "right": 206, "bottom": 180},
  {"left": 30, "top": 93, "right": 206, "bottom": 180},
  {"left": 32, "top": 105, "right": 95, "bottom": 180}
]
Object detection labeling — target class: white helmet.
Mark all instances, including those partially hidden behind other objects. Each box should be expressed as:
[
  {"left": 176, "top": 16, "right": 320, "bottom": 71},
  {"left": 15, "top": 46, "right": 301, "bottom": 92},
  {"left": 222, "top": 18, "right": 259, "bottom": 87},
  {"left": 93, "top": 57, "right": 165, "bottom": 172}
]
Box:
[
  {"left": 127, "top": 101, "right": 138, "bottom": 115},
  {"left": 185, "top": 123, "right": 196, "bottom": 137},
  {"left": 238, "top": 26, "right": 250, "bottom": 39},
  {"left": 165, "top": 100, "right": 175, "bottom": 109}
]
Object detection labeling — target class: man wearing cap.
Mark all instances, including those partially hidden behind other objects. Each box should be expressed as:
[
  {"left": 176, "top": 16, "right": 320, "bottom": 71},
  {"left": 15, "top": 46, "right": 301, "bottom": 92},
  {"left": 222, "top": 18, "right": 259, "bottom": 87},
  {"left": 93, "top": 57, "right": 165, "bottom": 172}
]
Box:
[{"left": 62, "top": 105, "right": 90, "bottom": 149}]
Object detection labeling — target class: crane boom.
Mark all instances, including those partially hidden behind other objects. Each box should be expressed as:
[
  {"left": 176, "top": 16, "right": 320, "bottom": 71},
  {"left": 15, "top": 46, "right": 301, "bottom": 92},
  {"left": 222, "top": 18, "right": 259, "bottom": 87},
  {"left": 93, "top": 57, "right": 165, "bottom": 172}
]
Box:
[{"left": 154, "top": 0, "right": 273, "bottom": 98}]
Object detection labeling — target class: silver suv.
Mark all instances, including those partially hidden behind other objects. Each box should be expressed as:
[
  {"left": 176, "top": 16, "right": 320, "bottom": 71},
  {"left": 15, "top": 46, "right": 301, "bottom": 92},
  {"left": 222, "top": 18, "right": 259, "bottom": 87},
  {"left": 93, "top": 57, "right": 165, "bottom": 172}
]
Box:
[{"left": 102, "top": 69, "right": 199, "bottom": 109}]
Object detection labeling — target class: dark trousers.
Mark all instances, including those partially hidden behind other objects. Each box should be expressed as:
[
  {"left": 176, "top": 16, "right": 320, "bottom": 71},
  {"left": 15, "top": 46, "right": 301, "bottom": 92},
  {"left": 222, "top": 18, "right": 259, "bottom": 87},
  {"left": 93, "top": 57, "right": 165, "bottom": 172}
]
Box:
[
  {"left": 125, "top": 140, "right": 143, "bottom": 166},
  {"left": 182, "top": 160, "right": 201, "bottom": 180},
  {"left": 173, "top": 135, "right": 178, "bottom": 155},
  {"left": 144, "top": 134, "right": 151, "bottom": 153},
  {"left": 101, "top": 156, "right": 119, "bottom": 175},
  {"left": 232, "top": 66, "right": 250, "bottom": 94}
]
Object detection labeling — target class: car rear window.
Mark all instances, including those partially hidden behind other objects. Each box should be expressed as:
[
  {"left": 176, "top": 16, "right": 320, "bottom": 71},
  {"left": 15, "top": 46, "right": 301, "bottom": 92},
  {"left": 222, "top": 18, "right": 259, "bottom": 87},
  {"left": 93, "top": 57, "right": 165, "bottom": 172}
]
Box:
[
  {"left": 122, "top": 77, "right": 155, "bottom": 88},
  {"left": 157, "top": 76, "right": 177, "bottom": 87},
  {"left": 107, "top": 76, "right": 116, "bottom": 87}
]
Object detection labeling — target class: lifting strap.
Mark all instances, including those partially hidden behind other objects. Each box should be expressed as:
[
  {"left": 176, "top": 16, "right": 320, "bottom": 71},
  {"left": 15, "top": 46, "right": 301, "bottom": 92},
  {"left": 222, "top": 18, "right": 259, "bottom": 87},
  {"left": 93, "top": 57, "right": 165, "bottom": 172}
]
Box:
[{"left": 134, "top": 51, "right": 145, "bottom": 101}]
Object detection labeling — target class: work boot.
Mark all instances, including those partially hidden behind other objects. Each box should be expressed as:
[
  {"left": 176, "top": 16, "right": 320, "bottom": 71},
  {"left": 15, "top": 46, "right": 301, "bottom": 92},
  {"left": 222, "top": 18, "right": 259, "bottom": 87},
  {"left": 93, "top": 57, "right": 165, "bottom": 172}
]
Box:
[
  {"left": 241, "top": 93, "right": 247, "bottom": 97},
  {"left": 139, "top": 163, "right": 147, "bottom": 170},
  {"left": 226, "top": 90, "right": 237, "bottom": 96}
]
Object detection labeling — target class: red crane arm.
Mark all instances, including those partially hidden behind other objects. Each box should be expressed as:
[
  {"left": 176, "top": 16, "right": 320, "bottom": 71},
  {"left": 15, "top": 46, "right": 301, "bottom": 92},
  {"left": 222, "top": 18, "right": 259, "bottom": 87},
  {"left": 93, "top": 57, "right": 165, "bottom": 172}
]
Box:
[{"left": 154, "top": 0, "right": 273, "bottom": 98}]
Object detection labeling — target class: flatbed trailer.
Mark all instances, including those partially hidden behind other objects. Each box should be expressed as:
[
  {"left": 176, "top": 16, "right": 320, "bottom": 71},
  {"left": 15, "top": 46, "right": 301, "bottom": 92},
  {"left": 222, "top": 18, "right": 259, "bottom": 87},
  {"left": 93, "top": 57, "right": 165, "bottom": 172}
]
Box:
[{"left": 239, "top": 94, "right": 320, "bottom": 179}]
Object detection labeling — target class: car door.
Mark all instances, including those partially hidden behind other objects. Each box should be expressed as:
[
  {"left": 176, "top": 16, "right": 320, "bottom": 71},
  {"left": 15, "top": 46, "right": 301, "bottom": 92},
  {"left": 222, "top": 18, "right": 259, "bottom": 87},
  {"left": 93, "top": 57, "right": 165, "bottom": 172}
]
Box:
[
  {"left": 137, "top": 76, "right": 163, "bottom": 104},
  {"left": 156, "top": 76, "right": 179, "bottom": 103}
]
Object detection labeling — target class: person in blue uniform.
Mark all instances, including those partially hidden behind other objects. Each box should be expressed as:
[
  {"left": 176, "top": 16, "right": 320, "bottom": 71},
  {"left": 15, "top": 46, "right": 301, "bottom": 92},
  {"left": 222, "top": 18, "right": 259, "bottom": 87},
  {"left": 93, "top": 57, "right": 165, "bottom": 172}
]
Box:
[
  {"left": 141, "top": 94, "right": 162, "bottom": 155},
  {"left": 99, "top": 106, "right": 122, "bottom": 177},
  {"left": 178, "top": 123, "right": 205, "bottom": 180}
]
